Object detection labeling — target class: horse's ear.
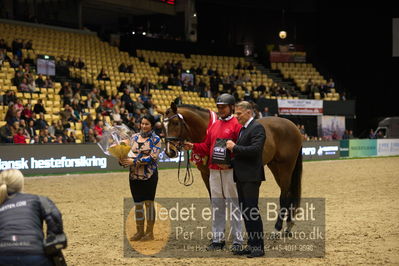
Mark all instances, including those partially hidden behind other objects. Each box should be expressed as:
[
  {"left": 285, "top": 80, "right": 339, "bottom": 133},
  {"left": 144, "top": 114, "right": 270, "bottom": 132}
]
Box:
[{"left": 171, "top": 102, "right": 177, "bottom": 113}]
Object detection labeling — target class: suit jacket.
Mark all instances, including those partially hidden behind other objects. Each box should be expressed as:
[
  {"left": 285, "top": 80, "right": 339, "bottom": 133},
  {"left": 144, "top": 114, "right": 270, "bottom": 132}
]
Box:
[{"left": 232, "top": 119, "right": 266, "bottom": 182}]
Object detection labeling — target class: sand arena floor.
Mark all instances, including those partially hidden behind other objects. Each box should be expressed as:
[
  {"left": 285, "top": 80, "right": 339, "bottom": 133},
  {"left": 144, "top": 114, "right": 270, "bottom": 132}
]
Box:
[{"left": 24, "top": 157, "right": 399, "bottom": 265}]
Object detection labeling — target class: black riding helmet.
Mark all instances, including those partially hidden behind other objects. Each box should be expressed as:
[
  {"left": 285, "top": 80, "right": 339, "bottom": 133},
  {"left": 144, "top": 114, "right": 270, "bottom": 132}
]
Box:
[
  {"left": 216, "top": 93, "right": 235, "bottom": 117},
  {"left": 216, "top": 93, "right": 235, "bottom": 105}
]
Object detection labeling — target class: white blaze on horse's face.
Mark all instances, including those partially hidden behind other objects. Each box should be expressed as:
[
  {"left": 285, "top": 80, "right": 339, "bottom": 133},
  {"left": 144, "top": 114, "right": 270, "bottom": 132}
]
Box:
[{"left": 163, "top": 120, "right": 170, "bottom": 153}]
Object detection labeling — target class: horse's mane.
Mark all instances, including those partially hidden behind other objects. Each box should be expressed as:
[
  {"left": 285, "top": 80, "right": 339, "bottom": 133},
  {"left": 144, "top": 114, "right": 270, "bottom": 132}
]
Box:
[{"left": 177, "top": 104, "right": 209, "bottom": 113}]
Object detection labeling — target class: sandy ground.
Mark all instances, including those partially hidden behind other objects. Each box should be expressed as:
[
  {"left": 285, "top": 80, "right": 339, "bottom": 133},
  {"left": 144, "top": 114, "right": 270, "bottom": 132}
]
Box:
[{"left": 24, "top": 157, "right": 399, "bottom": 265}]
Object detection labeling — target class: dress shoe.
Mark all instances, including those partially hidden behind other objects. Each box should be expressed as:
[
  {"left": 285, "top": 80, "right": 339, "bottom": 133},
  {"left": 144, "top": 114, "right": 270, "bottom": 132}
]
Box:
[
  {"left": 233, "top": 246, "right": 251, "bottom": 255},
  {"left": 206, "top": 241, "right": 225, "bottom": 251},
  {"left": 247, "top": 249, "right": 265, "bottom": 258}
]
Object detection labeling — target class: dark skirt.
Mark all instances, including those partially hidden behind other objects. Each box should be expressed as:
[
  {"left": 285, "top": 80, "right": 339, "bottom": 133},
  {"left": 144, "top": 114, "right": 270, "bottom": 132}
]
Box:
[{"left": 129, "top": 171, "right": 158, "bottom": 203}]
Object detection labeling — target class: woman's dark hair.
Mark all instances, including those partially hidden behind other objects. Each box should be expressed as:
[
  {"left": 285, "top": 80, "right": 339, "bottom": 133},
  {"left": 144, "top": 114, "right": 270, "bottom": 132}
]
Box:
[{"left": 139, "top": 114, "right": 156, "bottom": 128}]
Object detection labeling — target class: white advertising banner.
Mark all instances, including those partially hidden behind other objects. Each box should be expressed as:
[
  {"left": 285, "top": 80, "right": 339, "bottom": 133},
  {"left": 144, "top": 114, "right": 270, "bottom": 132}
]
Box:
[
  {"left": 377, "top": 139, "right": 399, "bottom": 156},
  {"left": 277, "top": 99, "right": 323, "bottom": 115}
]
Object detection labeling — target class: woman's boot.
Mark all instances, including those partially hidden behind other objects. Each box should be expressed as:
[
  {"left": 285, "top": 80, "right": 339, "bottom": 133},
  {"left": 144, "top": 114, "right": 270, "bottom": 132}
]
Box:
[
  {"left": 130, "top": 203, "right": 145, "bottom": 241},
  {"left": 141, "top": 201, "right": 155, "bottom": 241}
]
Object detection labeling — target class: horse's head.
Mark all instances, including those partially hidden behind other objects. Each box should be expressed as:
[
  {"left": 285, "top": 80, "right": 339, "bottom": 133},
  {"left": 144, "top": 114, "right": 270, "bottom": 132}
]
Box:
[{"left": 162, "top": 102, "right": 190, "bottom": 158}]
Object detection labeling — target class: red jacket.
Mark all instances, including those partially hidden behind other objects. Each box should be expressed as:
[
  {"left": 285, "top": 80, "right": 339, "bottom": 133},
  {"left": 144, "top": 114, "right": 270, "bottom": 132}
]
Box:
[
  {"left": 13, "top": 133, "right": 26, "bottom": 144},
  {"left": 193, "top": 117, "right": 242, "bottom": 170}
]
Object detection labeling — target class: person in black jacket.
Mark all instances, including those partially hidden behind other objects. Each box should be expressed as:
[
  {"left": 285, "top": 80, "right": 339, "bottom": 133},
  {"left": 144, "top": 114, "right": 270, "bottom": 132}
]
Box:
[
  {"left": 226, "top": 101, "right": 266, "bottom": 258},
  {"left": 0, "top": 169, "right": 67, "bottom": 266}
]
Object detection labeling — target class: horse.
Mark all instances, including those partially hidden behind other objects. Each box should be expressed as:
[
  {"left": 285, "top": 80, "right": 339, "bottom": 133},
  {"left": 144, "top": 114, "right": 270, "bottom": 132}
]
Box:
[{"left": 162, "top": 102, "right": 303, "bottom": 233}]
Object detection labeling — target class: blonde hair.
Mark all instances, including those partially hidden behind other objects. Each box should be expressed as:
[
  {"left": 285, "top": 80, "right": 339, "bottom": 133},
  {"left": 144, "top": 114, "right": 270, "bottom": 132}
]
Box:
[{"left": 0, "top": 169, "right": 24, "bottom": 204}]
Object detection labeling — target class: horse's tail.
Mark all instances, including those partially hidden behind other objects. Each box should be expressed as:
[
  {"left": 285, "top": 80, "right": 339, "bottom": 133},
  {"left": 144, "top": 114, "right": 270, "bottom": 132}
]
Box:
[{"left": 290, "top": 148, "right": 302, "bottom": 209}]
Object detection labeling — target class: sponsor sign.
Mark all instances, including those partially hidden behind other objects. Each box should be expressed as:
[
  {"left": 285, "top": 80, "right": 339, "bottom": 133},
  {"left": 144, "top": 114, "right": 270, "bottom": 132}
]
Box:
[
  {"left": 377, "top": 139, "right": 399, "bottom": 156},
  {"left": 302, "top": 141, "right": 340, "bottom": 160},
  {"left": 0, "top": 144, "right": 187, "bottom": 175},
  {"left": 348, "top": 139, "right": 377, "bottom": 157},
  {"left": 278, "top": 99, "right": 323, "bottom": 116}
]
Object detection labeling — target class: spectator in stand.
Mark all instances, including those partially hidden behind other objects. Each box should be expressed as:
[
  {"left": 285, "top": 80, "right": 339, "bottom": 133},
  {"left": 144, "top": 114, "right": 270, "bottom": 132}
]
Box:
[
  {"left": 153, "top": 121, "right": 164, "bottom": 138},
  {"left": 67, "top": 131, "right": 77, "bottom": 143},
  {"left": 35, "top": 74, "right": 45, "bottom": 88},
  {"left": 369, "top": 129, "right": 375, "bottom": 139},
  {"left": 75, "top": 58, "right": 85, "bottom": 69},
  {"left": 33, "top": 99, "right": 46, "bottom": 114},
  {"left": 34, "top": 113, "right": 48, "bottom": 130},
  {"left": 59, "top": 82, "right": 73, "bottom": 106},
  {"left": 2, "top": 91, "right": 17, "bottom": 106},
  {"left": 261, "top": 106, "right": 270, "bottom": 117},
  {"left": 139, "top": 77, "right": 153, "bottom": 93},
  {"left": 19, "top": 119, "right": 31, "bottom": 140},
  {"left": 348, "top": 130, "right": 354, "bottom": 139},
  {"left": 0, "top": 39, "right": 10, "bottom": 51},
  {"left": 21, "top": 104, "right": 33, "bottom": 121},
  {"left": 121, "top": 88, "right": 135, "bottom": 113},
  {"left": 4, "top": 104, "right": 18, "bottom": 126},
  {"left": 87, "top": 88, "right": 100, "bottom": 108},
  {"left": 54, "top": 120, "right": 64, "bottom": 136},
  {"left": 376, "top": 130, "right": 385, "bottom": 139},
  {"left": 13, "top": 127, "right": 27, "bottom": 144},
  {"left": 59, "top": 104, "right": 78, "bottom": 124},
  {"left": 27, "top": 120, "right": 36, "bottom": 139},
  {"left": 332, "top": 131, "right": 339, "bottom": 140},
  {"left": 111, "top": 106, "right": 122, "bottom": 124},
  {"left": 27, "top": 79, "right": 36, "bottom": 92},
  {"left": 118, "top": 80, "right": 128, "bottom": 93},
  {"left": 44, "top": 75, "right": 54, "bottom": 89},
  {"left": 24, "top": 39, "right": 33, "bottom": 50},
  {"left": 85, "top": 128, "right": 97, "bottom": 143},
  {"left": 0, "top": 123, "right": 13, "bottom": 143},
  {"left": 97, "top": 68, "right": 111, "bottom": 81},
  {"left": 10, "top": 55, "right": 20, "bottom": 68},
  {"left": 19, "top": 78, "right": 30, "bottom": 92},
  {"left": 23, "top": 54, "right": 34, "bottom": 66},
  {"left": 119, "top": 63, "right": 128, "bottom": 72},
  {"left": 327, "top": 78, "right": 335, "bottom": 89},
  {"left": 342, "top": 130, "right": 350, "bottom": 139},
  {"left": 93, "top": 120, "right": 104, "bottom": 140},
  {"left": 12, "top": 38, "right": 23, "bottom": 58}
]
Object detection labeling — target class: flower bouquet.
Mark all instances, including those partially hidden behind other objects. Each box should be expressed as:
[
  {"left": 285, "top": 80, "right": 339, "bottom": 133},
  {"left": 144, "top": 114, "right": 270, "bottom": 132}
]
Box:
[{"left": 97, "top": 124, "right": 135, "bottom": 160}]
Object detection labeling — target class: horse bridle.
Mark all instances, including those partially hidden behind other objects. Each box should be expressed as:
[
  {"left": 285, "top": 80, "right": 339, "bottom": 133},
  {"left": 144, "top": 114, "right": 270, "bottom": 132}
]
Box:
[
  {"left": 163, "top": 113, "right": 191, "bottom": 148},
  {"left": 162, "top": 112, "right": 194, "bottom": 186}
]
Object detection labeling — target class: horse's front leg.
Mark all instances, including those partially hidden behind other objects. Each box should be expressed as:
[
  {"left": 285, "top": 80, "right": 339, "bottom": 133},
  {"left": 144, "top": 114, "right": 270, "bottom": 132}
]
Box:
[{"left": 196, "top": 163, "right": 211, "bottom": 198}]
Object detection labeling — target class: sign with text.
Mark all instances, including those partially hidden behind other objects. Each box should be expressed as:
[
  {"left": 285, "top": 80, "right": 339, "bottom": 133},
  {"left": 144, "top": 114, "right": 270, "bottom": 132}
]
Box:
[
  {"left": 0, "top": 144, "right": 186, "bottom": 175},
  {"left": 377, "top": 139, "right": 399, "bottom": 156},
  {"left": 278, "top": 99, "right": 323, "bottom": 116},
  {"left": 123, "top": 197, "right": 325, "bottom": 258},
  {"left": 349, "top": 139, "right": 377, "bottom": 157},
  {"left": 302, "top": 141, "right": 340, "bottom": 161}
]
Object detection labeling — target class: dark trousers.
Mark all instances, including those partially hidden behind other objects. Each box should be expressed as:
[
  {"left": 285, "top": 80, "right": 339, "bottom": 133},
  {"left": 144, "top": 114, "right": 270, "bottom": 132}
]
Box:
[
  {"left": 236, "top": 181, "right": 264, "bottom": 250},
  {"left": 129, "top": 171, "right": 158, "bottom": 203}
]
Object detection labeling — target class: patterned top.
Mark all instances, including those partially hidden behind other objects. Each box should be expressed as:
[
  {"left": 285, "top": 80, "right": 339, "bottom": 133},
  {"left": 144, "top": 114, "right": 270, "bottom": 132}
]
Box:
[{"left": 128, "top": 131, "right": 161, "bottom": 180}]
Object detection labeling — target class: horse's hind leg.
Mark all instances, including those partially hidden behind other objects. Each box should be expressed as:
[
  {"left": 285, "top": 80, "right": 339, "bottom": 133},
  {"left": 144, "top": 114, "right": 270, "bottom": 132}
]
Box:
[{"left": 268, "top": 161, "right": 295, "bottom": 232}]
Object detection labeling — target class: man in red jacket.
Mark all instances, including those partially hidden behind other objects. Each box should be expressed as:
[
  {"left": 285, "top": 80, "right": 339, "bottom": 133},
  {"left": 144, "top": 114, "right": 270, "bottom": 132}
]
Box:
[{"left": 184, "top": 93, "right": 244, "bottom": 252}]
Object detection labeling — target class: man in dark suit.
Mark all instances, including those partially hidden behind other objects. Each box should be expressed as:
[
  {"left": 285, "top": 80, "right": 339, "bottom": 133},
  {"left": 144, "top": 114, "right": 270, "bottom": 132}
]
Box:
[{"left": 226, "top": 101, "right": 266, "bottom": 258}]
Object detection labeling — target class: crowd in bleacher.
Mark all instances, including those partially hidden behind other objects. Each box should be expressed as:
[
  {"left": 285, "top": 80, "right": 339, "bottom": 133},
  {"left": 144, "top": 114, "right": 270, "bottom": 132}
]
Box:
[{"left": 1, "top": 21, "right": 345, "bottom": 145}]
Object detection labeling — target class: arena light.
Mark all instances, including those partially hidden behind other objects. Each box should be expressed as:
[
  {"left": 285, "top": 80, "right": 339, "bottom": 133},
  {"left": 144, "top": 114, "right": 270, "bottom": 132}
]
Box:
[
  {"left": 279, "top": 30, "right": 287, "bottom": 39},
  {"left": 132, "top": 31, "right": 135, "bottom": 35}
]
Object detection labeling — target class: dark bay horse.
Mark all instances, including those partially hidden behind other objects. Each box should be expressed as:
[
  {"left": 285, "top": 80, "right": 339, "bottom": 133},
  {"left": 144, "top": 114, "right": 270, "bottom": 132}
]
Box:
[{"left": 162, "top": 103, "right": 303, "bottom": 233}]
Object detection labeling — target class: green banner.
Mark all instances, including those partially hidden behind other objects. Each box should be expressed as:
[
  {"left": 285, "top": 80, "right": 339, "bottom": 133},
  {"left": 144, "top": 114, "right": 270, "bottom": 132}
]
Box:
[
  {"left": 349, "top": 139, "right": 377, "bottom": 157},
  {"left": 340, "top": 140, "right": 349, "bottom": 157}
]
